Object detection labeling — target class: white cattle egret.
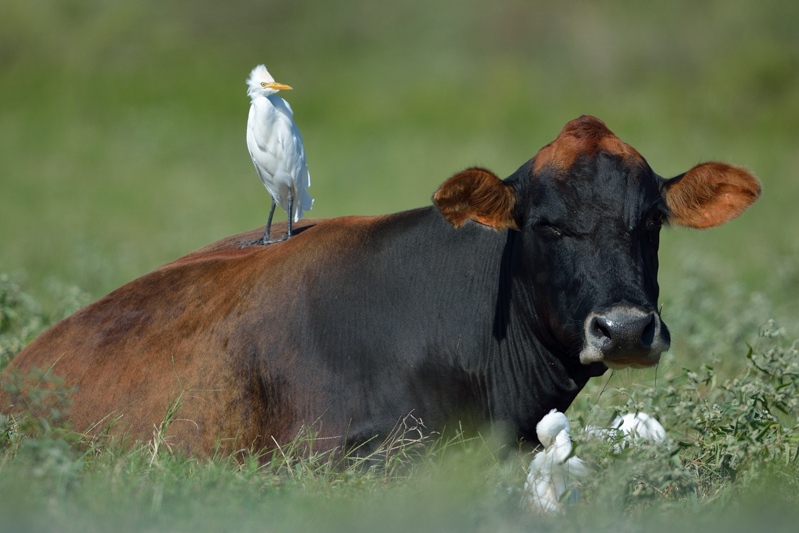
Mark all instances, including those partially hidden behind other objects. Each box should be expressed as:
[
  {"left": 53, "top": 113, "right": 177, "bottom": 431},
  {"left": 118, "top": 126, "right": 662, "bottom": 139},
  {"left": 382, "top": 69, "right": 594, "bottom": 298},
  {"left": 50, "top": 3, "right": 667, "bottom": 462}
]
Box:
[
  {"left": 244, "top": 64, "right": 313, "bottom": 245},
  {"left": 522, "top": 409, "right": 588, "bottom": 514},
  {"left": 585, "top": 411, "right": 666, "bottom": 452},
  {"left": 612, "top": 412, "right": 666, "bottom": 443}
]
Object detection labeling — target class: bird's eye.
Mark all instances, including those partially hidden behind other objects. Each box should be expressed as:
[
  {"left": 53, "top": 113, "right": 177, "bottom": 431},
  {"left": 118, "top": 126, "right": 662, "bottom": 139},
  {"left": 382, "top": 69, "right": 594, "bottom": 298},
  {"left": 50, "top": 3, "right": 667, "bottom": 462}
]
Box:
[{"left": 260, "top": 82, "right": 268, "bottom": 88}]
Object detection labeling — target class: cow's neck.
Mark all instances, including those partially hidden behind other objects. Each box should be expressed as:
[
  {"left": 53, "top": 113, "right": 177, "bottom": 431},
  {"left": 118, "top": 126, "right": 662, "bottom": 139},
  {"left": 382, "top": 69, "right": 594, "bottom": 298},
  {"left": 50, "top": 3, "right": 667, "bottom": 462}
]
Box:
[{"left": 480, "top": 229, "right": 606, "bottom": 444}]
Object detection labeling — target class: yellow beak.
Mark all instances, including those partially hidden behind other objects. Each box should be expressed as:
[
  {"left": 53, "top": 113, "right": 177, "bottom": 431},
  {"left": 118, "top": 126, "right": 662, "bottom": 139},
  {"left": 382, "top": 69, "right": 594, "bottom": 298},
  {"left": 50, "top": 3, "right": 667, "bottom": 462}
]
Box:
[{"left": 265, "top": 82, "right": 293, "bottom": 91}]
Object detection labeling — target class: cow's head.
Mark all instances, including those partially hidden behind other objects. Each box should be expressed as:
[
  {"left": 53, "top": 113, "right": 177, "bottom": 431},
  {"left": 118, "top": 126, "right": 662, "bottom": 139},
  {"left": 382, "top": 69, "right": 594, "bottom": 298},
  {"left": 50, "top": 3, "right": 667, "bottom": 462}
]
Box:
[{"left": 433, "top": 115, "right": 760, "bottom": 369}]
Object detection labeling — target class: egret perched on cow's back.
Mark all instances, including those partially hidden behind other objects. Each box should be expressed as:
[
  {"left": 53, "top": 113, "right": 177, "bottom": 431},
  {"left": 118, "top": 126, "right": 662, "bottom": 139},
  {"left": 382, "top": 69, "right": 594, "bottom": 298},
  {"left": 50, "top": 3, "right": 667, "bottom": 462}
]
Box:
[
  {"left": 522, "top": 409, "right": 588, "bottom": 514},
  {"left": 244, "top": 64, "right": 313, "bottom": 245}
]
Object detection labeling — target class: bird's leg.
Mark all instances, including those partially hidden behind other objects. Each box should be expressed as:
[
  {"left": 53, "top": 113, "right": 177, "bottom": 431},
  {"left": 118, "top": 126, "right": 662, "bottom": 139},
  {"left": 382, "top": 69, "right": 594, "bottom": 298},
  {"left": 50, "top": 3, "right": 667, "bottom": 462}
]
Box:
[
  {"left": 286, "top": 190, "right": 294, "bottom": 239},
  {"left": 240, "top": 201, "right": 277, "bottom": 248},
  {"left": 261, "top": 200, "right": 277, "bottom": 244}
]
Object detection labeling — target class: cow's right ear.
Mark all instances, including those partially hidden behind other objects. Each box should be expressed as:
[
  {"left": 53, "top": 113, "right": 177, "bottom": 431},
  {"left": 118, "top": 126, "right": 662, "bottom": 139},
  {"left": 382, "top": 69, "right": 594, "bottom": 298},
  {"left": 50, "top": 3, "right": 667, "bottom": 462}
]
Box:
[
  {"left": 663, "top": 162, "right": 761, "bottom": 229},
  {"left": 433, "top": 167, "right": 519, "bottom": 230}
]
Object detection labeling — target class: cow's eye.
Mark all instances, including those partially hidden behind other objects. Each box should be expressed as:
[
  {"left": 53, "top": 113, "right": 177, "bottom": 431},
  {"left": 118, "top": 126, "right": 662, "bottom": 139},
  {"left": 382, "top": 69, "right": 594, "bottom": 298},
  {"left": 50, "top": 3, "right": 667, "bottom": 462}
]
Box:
[
  {"left": 646, "top": 212, "right": 666, "bottom": 231},
  {"left": 536, "top": 221, "right": 564, "bottom": 238},
  {"left": 644, "top": 213, "right": 666, "bottom": 241}
]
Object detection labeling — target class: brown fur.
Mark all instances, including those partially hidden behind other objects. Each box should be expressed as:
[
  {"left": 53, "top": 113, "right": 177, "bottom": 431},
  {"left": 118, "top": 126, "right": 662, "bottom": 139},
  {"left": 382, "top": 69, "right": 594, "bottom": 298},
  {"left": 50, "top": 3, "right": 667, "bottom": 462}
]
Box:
[
  {"left": 532, "top": 115, "right": 645, "bottom": 174},
  {"left": 0, "top": 219, "right": 366, "bottom": 456},
  {"left": 664, "top": 162, "right": 761, "bottom": 229},
  {"left": 433, "top": 167, "right": 519, "bottom": 230}
]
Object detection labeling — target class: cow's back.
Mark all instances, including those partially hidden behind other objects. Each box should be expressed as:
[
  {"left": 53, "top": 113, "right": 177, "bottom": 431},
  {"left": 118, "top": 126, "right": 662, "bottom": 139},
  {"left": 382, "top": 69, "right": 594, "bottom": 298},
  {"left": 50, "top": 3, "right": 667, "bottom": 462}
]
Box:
[{"left": 1, "top": 219, "right": 332, "bottom": 455}]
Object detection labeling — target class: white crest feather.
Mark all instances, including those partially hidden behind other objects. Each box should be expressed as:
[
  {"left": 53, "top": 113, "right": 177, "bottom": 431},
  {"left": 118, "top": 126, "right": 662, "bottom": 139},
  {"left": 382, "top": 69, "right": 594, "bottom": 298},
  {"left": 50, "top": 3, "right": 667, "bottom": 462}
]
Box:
[{"left": 246, "top": 64, "right": 275, "bottom": 93}]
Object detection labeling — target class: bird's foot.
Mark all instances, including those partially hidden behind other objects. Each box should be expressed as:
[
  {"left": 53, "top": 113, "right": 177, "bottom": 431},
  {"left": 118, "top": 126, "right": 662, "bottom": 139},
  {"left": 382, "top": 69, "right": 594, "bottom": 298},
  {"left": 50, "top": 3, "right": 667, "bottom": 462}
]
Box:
[
  {"left": 238, "top": 235, "right": 288, "bottom": 248},
  {"left": 238, "top": 238, "right": 271, "bottom": 248}
]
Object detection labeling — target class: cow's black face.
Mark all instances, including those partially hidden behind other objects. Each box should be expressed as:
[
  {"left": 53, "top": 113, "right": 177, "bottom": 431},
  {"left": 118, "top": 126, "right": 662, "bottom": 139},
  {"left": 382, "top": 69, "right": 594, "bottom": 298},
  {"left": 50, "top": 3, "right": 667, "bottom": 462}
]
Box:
[
  {"left": 433, "top": 115, "right": 761, "bottom": 370},
  {"left": 433, "top": 116, "right": 760, "bottom": 367},
  {"left": 519, "top": 150, "right": 670, "bottom": 369}
]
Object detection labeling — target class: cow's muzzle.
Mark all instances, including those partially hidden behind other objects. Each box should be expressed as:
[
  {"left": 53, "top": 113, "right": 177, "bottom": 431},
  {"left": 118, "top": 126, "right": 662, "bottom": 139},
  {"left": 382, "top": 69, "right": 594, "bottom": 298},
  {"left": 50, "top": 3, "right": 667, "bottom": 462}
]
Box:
[{"left": 579, "top": 305, "right": 670, "bottom": 368}]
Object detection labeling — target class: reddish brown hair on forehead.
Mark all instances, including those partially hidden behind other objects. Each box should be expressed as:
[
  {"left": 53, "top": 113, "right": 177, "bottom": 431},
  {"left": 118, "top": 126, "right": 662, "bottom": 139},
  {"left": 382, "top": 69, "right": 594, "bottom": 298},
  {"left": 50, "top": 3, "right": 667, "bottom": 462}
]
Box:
[{"left": 532, "top": 115, "right": 645, "bottom": 174}]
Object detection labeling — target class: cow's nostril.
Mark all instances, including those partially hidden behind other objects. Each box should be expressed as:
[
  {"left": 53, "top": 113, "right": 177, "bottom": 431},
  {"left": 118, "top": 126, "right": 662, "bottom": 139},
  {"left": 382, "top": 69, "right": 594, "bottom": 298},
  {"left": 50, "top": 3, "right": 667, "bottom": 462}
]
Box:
[
  {"left": 593, "top": 318, "right": 612, "bottom": 341},
  {"left": 640, "top": 313, "right": 656, "bottom": 348},
  {"left": 587, "top": 316, "right": 616, "bottom": 354}
]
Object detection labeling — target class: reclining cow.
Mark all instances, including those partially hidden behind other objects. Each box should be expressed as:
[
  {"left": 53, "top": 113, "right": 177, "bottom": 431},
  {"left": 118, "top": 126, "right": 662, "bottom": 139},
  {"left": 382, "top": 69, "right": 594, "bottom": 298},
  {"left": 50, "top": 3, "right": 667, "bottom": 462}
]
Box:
[{"left": 1, "top": 116, "right": 760, "bottom": 457}]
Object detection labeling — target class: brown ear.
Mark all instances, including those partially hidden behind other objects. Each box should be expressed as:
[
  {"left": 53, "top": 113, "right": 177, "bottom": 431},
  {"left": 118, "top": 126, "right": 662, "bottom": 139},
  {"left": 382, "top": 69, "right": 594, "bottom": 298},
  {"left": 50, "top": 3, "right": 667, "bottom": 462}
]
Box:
[
  {"left": 433, "top": 167, "right": 518, "bottom": 230},
  {"left": 664, "top": 162, "right": 761, "bottom": 229}
]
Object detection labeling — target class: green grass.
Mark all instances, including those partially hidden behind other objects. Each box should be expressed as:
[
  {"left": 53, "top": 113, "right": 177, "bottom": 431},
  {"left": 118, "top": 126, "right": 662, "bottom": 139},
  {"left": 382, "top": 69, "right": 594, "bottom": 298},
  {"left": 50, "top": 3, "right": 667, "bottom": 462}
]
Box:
[{"left": 1, "top": 0, "right": 799, "bottom": 530}]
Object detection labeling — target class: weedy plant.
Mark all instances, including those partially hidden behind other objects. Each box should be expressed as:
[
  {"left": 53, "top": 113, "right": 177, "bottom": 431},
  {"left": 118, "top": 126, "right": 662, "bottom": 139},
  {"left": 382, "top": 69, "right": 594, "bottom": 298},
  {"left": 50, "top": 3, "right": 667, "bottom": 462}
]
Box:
[
  {"left": 0, "top": 274, "right": 90, "bottom": 372},
  {"left": 0, "top": 274, "right": 43, "bottom": 371},
  {"left": 572, "top": 318, "right": 799, "bottom": 514}
]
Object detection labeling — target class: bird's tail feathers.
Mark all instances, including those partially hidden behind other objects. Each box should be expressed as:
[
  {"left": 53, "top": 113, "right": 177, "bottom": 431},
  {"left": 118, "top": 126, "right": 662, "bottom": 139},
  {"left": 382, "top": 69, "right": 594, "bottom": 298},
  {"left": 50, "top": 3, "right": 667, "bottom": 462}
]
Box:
[{"left": 291, "top": 189, "right": 314, "bottom": 222}]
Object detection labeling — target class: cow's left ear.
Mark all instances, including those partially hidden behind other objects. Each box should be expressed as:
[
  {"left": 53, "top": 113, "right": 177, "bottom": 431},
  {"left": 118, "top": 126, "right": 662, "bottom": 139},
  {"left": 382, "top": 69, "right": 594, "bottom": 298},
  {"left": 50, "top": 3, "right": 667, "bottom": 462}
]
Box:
[
  {"left": 663, "top": 162, "right": 761, "bottom": 229},
  {"left": 433, "top": 167, "right": 519, "bottom": 230}
]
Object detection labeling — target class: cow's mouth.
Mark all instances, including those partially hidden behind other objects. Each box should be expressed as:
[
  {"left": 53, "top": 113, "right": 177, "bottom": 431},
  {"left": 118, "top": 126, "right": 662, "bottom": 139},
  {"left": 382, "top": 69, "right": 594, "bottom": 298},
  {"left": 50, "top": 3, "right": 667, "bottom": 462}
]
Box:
[
  {"left": 578, "top": 305, "right": 670, "bottom": 367},
  {"left": 602, "top": 353, "right": 662, "bottom": 370}
]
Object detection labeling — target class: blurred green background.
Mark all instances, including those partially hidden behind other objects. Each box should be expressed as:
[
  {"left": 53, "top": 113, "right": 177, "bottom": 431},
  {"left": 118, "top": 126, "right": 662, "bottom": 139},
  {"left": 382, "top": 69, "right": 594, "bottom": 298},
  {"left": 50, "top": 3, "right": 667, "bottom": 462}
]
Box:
[
  {"left": 1, "top": 0, "right": 797, "bottom": 326},
  {"left": 2, "top": 2, "right": 799, "bottom": 529}
]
